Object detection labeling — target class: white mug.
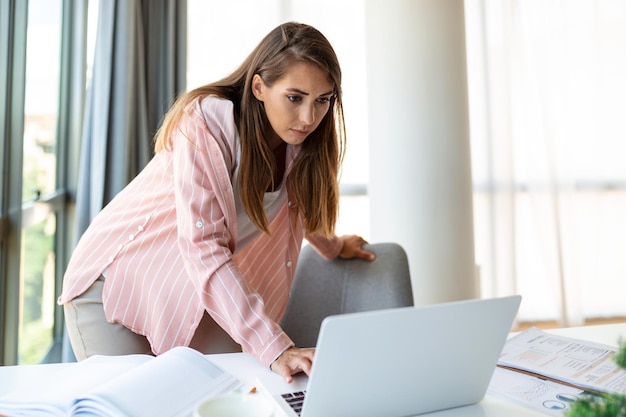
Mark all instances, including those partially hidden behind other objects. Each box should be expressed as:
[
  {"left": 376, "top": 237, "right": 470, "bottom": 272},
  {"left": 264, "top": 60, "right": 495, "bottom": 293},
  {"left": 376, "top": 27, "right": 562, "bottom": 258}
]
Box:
[{"left": 194, "top": 392, "right": 274, "bottom": 417}]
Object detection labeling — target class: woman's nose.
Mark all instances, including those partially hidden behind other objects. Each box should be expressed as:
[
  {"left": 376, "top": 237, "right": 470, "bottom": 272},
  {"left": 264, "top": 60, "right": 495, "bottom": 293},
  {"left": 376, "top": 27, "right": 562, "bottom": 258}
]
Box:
[{"left": 300, "top": 103, "right": 315, "bottom": 126}]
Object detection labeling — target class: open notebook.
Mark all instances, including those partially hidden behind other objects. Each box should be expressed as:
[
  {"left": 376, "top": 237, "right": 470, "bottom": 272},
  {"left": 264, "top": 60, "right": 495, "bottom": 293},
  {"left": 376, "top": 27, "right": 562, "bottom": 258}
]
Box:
[
  {"left": 0, "top": 346, "right": 243, "bottom": 417},
  {"left": 258, "top": 295, "right": 522, "bottom": 417}
]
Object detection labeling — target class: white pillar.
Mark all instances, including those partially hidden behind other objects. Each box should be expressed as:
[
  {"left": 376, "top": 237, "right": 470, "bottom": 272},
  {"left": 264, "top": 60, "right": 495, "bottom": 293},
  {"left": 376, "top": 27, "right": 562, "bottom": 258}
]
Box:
[{"left": 365, "top": 0, "right": 478, "bottom": 305}]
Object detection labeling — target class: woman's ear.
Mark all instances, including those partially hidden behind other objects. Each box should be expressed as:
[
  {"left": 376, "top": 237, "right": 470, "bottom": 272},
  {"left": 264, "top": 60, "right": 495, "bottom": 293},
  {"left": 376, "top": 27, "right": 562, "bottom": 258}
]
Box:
[{"left": 251, "top": 74, "right": 265, "bottom": 101}]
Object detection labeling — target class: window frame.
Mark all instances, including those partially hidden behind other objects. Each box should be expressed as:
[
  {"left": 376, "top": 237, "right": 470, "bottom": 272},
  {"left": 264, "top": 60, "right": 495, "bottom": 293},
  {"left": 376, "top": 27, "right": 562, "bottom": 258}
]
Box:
[{"left": 0, "top": 0, "right": 29, "bottom": 366}]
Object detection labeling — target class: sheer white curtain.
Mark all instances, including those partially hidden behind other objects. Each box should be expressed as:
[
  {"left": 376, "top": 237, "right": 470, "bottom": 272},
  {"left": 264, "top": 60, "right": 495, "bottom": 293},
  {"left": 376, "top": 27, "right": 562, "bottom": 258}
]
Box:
[{"left": 465, "top": 0, "right": 626, "bottom": 326}]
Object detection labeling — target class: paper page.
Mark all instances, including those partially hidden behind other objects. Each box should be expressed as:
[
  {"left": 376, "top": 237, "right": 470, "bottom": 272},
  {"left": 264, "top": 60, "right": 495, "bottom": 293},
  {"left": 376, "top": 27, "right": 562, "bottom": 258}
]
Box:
[
  {"left": 70, "top": 346, "right": 244, "bottom": 417},
  {"left": 498, "top": 327, "right": 626, "bottom": 394},
  {"left": 488, "top": 366, "right": 589, "bottom": 416},
  {"left": 0, "top": 354, "right": 151, "bottom": 417}
]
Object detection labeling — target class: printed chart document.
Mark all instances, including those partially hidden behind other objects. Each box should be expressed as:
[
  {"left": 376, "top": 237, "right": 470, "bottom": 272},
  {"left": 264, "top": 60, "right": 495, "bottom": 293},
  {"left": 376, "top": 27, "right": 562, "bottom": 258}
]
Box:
[
  {"left": 497, "top": 326, "right": 626, "bottom": 394},
  {"left": 488, "top": 366, "right": 587, "bottom": 416},
  {"left": 489, "top": 326, "right": 626, "bottom": 415},
  {"left": 0, "top": 346, "right": 244, "bottom": 417}
]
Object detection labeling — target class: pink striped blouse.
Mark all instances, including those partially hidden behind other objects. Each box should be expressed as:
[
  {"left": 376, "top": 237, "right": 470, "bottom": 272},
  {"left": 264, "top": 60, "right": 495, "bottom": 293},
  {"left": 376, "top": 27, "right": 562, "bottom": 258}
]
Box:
[{"left": 58, "top": 96, "right": 343, "bottom": 367}]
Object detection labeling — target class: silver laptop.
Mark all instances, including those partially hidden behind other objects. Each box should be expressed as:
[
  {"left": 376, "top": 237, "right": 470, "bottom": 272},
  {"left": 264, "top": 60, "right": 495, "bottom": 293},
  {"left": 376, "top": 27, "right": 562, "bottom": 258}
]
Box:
[{"left": 258, "top": 295, "right": 521, "bottom": 417}]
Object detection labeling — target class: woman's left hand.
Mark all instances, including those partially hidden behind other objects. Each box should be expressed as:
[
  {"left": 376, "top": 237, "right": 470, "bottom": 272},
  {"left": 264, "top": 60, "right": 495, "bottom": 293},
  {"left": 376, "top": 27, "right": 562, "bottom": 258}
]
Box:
[{"left": 338, "top": 235, "right": 376, "bottom": 261}]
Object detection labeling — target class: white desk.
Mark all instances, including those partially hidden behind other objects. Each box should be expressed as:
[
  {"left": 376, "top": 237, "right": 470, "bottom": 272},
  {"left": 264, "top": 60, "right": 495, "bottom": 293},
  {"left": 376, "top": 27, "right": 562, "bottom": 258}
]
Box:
[{"left": 2, "top": 323, "right": 625, "bottom": 417}]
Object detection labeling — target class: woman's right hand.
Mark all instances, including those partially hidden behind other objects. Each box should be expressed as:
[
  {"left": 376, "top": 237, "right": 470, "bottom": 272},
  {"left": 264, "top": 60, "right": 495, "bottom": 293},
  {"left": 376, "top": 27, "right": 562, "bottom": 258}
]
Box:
[{"left": 270, "top": 347, "right": 316, "bottom": 383}]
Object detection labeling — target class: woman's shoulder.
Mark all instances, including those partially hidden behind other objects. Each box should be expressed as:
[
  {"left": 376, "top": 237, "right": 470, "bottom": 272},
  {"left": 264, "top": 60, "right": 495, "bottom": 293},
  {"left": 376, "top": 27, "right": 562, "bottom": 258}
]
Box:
[
  {"left": 186, "top": 94, "right": 235, "bottom": 121},
  {"left": 182, "top": 94, "right": 238, "bottom": 162},
  {"left": 184, "top": 94, "right": 237, "bottom": 137}
]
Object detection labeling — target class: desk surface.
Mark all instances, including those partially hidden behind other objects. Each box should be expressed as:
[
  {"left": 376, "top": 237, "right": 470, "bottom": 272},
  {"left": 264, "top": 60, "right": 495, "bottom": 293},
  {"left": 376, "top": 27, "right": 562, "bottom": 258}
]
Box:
[{"left": 2, "top": 323, "right": 625, "bottom": 417}]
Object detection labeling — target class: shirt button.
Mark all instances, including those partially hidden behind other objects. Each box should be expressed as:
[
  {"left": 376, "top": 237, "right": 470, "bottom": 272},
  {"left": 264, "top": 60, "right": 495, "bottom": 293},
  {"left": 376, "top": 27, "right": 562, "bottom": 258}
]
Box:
[
  {"left": 129, "top": 234, "right": 135, "bottom": 240},
  {"left": 108, "top": 256, "right": 114, "bottom": 263},
  {"left": 196, "top": 221, "right": 203, "bottom": 228},
  {"left": 286, "top": 261, "right": 293, "bottom": 268},
  {"left": 137, "top": 225, "right": 144, "bottom": 231},
  {"left": 145, "top": 214, "right": 151, "bottom": 221}
]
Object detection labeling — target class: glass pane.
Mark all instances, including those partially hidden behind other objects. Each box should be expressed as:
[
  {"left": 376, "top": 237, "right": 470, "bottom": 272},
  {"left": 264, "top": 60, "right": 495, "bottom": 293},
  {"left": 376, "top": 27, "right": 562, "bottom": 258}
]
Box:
[
  {"left": 19, "top": 213, "right": 56, "bottom": 364},
  {"left": 22, "top": 0, "right": 61, "bottom": 202},
  {"left": 19, "top": 0, "right": 62, "bottom": 364}
]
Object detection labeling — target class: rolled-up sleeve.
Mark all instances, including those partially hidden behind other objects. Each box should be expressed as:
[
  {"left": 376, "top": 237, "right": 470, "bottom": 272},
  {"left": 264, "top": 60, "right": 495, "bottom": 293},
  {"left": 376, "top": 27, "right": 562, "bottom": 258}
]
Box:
[{"left": 305, "top": 233, "right": 343, "bottom": 260}]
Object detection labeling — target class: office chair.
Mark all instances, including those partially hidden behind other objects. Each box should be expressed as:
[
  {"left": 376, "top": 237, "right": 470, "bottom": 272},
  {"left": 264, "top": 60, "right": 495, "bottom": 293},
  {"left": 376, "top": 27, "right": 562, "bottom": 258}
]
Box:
[{"left": 280, "top": 242, "right": 414, "bottom": 347}]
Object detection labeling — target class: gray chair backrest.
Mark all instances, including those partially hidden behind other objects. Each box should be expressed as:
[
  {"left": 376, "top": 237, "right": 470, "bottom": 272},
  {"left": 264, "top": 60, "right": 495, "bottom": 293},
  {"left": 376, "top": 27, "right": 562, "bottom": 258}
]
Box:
[{"left": 280, "top": 242, "right": 414, "bottom": 347}]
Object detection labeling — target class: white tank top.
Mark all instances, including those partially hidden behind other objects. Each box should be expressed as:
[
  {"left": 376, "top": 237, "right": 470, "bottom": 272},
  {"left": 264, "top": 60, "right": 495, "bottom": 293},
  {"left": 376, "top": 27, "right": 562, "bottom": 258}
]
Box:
[{"left": 232, "top": 139, "right": 287, "bottom": 253}]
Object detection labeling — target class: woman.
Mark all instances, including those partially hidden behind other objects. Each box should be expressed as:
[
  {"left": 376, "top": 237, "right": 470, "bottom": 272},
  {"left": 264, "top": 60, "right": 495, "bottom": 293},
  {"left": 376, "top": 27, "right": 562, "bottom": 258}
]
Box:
[{"left": 58, "top": 22, "right": 374, "bottom": 382}]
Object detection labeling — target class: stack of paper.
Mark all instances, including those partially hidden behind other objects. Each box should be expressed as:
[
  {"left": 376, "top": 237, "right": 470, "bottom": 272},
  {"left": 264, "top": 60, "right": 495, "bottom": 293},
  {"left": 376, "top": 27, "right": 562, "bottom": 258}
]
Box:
[
  {"left": 498, "top": 327, "right": 626, "bottom": 394},
  {"left": 489, "top": 327, "right": 626, "bottom": 416}
]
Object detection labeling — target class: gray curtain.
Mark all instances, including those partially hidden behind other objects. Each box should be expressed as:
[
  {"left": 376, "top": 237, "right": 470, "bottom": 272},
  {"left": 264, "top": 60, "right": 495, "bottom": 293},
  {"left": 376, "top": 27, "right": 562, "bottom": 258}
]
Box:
[
  {"left": 75, "top": 0, "right": 187, "bottom": 234},
  {"left": 64, "top": 0, "right": 187, "bottom": 362}
]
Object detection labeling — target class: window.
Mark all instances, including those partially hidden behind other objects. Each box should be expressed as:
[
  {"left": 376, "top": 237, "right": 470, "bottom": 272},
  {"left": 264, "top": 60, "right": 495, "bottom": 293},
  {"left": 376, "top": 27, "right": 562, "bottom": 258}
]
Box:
[
  {"left": 465, "top": 0, "right": 626, "bottom": 325},
  {"left": 0, "top": 0, "right": 93, "bottom": 365}
]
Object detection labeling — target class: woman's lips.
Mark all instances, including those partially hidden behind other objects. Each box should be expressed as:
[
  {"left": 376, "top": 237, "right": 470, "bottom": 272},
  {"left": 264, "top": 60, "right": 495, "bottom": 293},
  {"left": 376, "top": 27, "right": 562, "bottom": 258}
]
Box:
[{"left": 291, "top": 128, "right": 310, "bottom": 136}]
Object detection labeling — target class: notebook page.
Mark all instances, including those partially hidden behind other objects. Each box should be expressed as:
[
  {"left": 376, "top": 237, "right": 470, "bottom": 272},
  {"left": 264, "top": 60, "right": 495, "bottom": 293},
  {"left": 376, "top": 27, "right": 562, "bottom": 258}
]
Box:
[
  {"left": 0, "top": 355, "right": 150, "bottom": 417},
  {"left": 70, "top": 346, "right": 243, "bottom": 417}
]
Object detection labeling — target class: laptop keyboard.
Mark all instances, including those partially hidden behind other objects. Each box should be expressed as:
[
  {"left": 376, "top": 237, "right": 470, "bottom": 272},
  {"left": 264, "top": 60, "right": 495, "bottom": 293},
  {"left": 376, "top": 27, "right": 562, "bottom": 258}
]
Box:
[{"left": 281, "top": 390, "right": 307, "bottom": 416}]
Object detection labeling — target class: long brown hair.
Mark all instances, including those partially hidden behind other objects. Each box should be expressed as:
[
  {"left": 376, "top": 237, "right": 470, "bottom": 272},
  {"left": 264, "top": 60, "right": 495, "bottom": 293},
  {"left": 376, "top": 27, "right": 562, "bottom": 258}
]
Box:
[{"left": 154, "top": 22, "right": 345, "bottom": 237}]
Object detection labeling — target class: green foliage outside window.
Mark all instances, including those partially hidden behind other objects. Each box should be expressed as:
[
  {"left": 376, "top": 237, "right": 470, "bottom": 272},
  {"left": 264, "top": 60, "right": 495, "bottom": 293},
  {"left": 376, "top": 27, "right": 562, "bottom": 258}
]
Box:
[{"left": 19, "top": 152, "right": 56, "bottom": 364}]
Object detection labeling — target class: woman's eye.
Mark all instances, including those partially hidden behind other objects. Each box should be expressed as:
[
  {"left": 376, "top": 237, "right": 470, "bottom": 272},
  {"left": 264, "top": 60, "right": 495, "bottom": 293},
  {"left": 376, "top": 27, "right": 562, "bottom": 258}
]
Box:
[
  {"left": 287, "top": 95, "right": 301, "bottom": 103},
  {"left": 317, "top": 97, "right": 331, "bottom": 104}
]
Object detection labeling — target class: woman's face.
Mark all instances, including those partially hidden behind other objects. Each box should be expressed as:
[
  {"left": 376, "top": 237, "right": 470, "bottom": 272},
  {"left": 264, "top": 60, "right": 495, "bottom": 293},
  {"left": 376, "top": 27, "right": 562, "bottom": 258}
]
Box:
[{"left": 252, "top": 62, "right": 334, "bottom": 149}]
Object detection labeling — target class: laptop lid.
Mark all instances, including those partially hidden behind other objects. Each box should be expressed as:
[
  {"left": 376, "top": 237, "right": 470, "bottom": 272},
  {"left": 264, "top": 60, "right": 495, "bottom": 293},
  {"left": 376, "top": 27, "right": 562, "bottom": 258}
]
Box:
[{"left": 260, "top": 295, "right": 521, "bottom": 417}]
